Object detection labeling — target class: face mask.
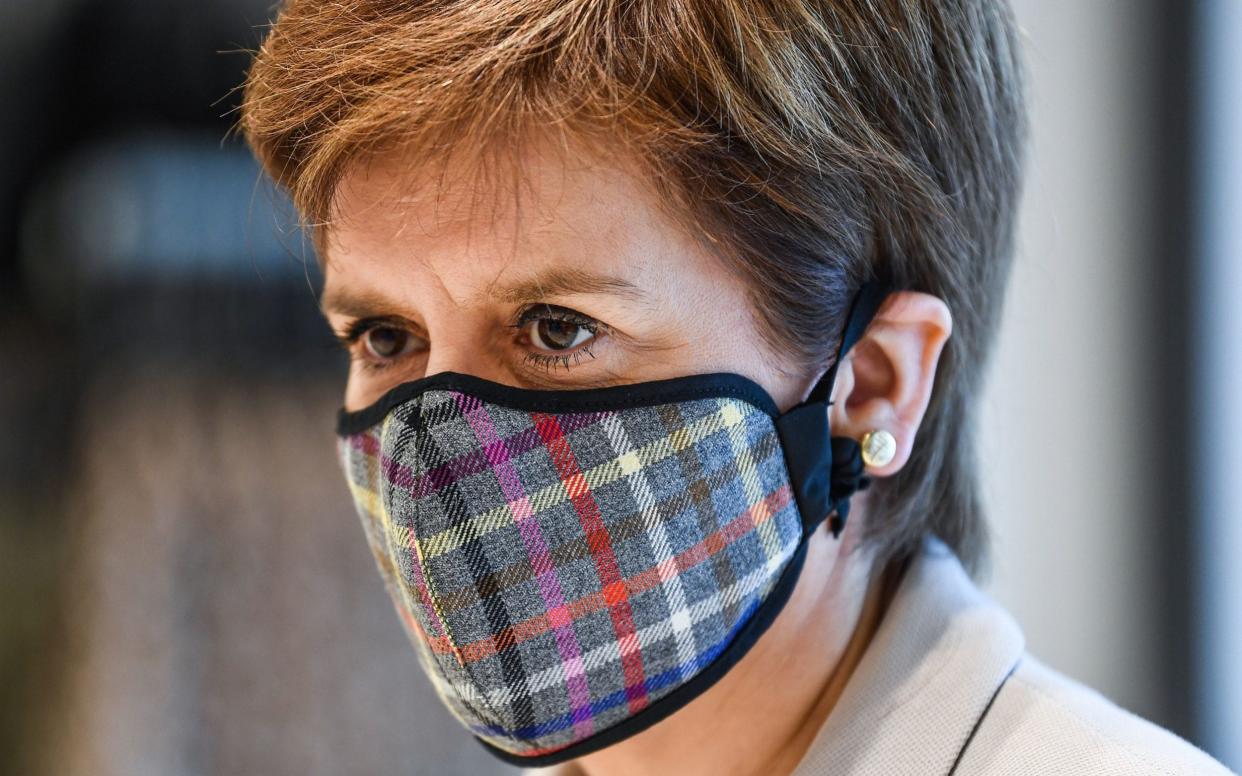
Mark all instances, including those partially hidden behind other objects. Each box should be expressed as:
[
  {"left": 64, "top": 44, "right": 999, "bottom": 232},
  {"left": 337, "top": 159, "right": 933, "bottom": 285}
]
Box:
[{"left": 335, "top": 281, "right": 889, "bottom": 766}]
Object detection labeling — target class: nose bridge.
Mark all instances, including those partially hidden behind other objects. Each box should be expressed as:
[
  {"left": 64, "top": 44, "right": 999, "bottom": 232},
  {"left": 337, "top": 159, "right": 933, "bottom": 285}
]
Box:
[
  {"left": 423, "top": 344, "right": 473, "bottom": 379},
  {"left": 404, "top": 243, "right": 525, "bottom": 384},
  {"left": 421, "top": 310, "right": 508, "bottom": 383},
  {"left": 423, "top": 334, "right": 497, "bottom": 381}
]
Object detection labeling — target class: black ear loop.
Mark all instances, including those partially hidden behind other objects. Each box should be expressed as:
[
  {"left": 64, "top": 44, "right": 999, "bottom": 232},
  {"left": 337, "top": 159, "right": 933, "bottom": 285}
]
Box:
[{"left": 773, "top": 280, "right": 891, "bottom": 538}]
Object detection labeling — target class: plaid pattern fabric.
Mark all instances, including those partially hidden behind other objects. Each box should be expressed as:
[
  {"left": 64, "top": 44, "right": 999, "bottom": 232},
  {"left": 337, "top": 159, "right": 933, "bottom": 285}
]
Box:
[{"left": 338, "top": 386, "right": 803, "bottom": 757}]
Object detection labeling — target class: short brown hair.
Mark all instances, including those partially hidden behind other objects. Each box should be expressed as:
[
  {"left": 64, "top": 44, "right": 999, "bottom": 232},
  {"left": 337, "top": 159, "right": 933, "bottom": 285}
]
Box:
[{"left": 237, "top": 0, "right": 1028, "bottom": 576}]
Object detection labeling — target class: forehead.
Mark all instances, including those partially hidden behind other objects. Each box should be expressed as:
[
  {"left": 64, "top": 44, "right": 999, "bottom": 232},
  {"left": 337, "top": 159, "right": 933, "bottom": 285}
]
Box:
[{"left": 320, "top": 133, "right": 707, "bottom": 305}]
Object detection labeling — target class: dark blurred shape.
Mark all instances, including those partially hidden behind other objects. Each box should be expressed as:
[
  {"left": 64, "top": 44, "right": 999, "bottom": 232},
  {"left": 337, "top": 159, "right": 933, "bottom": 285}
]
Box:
[
  {"left": 10, "top": 132, "right": 507, "bottom": 775},
  {"left": 0, "top": 0, "right": 272, "bottom": 302}
]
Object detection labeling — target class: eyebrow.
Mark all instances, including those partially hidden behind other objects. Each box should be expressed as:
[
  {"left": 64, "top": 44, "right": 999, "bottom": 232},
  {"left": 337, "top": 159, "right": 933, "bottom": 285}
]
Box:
[
  {"left": 319, "top": 267, "right": 646, "bottom": 317},
  {"left": 490, "top": 267, "right": 646, "bottom": 305}
]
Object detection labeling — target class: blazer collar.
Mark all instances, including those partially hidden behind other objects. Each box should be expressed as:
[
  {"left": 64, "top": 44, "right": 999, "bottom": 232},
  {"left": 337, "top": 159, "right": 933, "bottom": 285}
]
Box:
[{"left": 790, "top": 537, "right": 1025, "bottom": 775}]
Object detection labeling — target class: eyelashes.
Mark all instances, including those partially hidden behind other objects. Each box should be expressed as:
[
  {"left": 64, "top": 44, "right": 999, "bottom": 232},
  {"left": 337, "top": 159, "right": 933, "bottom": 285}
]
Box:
[
  {"left": 334, "top": 315, "right": 409, "bottom": 347},
  {"left": 333, "top": 304, "right": 609, "bottom": 374},
  {"left": 522, "top": 342, "right": 600, "bottom": 373},
  {"left": 508, "top": 303, "right": 606, "bottom": 372}
]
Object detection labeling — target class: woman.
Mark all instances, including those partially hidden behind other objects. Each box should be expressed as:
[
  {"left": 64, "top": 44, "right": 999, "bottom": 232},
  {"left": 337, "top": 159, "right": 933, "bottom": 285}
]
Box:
[{"left": 238, "top": 1, "right": 1232, "bottom": 774}]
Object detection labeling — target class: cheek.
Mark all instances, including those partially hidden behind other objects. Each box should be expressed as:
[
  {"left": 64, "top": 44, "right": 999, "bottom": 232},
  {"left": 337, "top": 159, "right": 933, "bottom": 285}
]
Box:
[
  {"left": 663, "top": 274, "right": 807, "bottom": 410},
  {"left": 342, "top": 355, "right": 428, "bottom": 412}
]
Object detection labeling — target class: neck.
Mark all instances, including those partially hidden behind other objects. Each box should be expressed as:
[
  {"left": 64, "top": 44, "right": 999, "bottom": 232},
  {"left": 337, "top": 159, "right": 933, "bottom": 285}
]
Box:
[{"left": 575, "top": 514, "right": 891, "bottom": 776}]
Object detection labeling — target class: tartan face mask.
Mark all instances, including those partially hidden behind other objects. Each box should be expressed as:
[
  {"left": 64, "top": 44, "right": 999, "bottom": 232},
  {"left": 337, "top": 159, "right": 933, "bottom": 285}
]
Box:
[{"left": 334, "top": 282, "right": 889, "bottom": 766}]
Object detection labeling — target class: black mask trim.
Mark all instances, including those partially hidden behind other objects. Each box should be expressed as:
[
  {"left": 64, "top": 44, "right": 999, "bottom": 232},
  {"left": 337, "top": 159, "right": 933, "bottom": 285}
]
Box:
[{"left": 337, "top": 370, "right": 781, "bottom": 436}]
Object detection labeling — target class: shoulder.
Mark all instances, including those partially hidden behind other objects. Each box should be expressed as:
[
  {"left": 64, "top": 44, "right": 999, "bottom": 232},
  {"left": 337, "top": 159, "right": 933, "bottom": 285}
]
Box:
[{"left": 959, "top": 654, "right": 1234, "bottom": 775}]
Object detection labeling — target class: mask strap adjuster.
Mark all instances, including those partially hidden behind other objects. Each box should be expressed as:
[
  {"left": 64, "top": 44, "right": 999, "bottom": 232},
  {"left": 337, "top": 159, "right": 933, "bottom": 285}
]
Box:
[{"left": 774, "top": 280, "right": 889, "bottom": 539}]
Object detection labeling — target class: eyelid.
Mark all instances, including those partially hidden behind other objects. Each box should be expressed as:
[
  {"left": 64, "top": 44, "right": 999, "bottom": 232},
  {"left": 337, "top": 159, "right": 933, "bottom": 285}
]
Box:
[
  {"left": 333, "top": 315, "right": 421, "bottom": 346},
  {"left": 334, "top": 305, "right": 612, "bottom": 380},
  {"left": 338, "top": 306, "right": 604, "bottom": 341},
  {"left": 509, "top": 303, "right": 610, "bottom": 333}
]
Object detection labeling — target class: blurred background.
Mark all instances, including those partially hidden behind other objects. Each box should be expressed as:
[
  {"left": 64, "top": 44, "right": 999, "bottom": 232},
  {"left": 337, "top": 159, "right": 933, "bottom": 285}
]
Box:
[{"left": 0, "top": 1, "right": 1238, "bottom": 774}]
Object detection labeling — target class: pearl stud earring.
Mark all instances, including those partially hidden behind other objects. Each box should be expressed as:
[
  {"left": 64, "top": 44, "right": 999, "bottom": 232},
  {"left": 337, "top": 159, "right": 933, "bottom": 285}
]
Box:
[{"left": 859, "top": 429, "right": 896, "bottom": 468}]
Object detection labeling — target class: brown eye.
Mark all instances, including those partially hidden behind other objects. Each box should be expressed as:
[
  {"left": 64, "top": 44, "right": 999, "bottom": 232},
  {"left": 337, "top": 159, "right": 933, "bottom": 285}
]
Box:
[
  {"left": 362, "top": 326, "right": 414, "bottom": 359},
  {"left": 529, "top": 317, "right": 595, "bottom": 351}
]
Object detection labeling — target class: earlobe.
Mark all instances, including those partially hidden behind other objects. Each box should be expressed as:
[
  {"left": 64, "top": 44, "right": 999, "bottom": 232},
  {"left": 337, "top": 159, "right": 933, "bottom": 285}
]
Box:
[
  {"left": 830, "top": 291, "right": 952, "bottom": 476},
  {"left": 859, "top": 429, "right": 898, "bottom": 468}
]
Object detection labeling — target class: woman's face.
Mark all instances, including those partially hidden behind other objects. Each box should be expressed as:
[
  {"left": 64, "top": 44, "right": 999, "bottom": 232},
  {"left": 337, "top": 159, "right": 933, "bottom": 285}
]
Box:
[{"left": 320, "top": 134, "right": 812, "bottom": 414}]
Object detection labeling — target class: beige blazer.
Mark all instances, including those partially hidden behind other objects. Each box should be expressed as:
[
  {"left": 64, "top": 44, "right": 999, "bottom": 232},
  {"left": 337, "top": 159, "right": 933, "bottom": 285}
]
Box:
[{"left": 525, "top": 538, "right": 1234, "bottom": 775}]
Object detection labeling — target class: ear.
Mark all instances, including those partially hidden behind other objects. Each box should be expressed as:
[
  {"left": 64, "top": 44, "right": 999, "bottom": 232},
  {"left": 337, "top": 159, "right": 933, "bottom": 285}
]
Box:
[{"left": 828, "top": 291, "right": 952, "bottom": 476}]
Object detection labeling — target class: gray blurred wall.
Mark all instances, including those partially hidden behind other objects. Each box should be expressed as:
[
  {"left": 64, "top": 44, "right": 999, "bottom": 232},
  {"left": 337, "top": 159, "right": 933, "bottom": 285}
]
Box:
[{"left": 982, "top": 1, "right": 1235, "bottom": 769}]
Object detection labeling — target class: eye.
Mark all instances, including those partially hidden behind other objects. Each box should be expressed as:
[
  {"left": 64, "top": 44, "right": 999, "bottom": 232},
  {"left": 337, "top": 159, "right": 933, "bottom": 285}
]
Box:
[
  {"left": 529, "top": 317, "right": 595, "bottom": 351},
  {"left": 517, "top": 305, "right": 601, "bottom": 352},
  {"left": 334, "top": 317, "right": 423, "bottom": 369},
  {"left": 362, "top": 325, "right": 416, "bottom": 360}
]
